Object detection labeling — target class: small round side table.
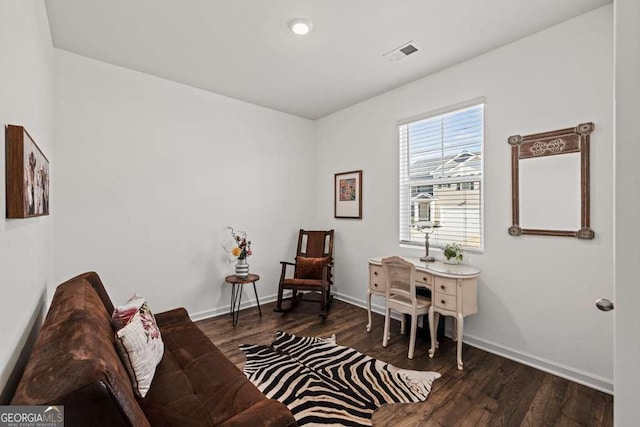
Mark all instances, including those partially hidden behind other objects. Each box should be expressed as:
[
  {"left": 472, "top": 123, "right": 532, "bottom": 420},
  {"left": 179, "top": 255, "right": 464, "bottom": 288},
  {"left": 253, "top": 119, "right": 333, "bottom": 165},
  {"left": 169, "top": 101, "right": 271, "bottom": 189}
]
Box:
[{"left": 224, "top": 274, "right": 262, "bottom": 327}]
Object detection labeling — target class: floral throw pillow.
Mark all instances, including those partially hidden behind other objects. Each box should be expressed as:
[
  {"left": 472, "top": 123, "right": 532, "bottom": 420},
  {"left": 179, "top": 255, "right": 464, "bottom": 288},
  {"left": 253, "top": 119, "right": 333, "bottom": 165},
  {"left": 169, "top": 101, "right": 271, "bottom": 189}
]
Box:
[
  {"left": 112, "top": 295, "right": 164, "bottom": 398},
  {"left": 111, "top": 293, "right": 145, "bottom": 330}
]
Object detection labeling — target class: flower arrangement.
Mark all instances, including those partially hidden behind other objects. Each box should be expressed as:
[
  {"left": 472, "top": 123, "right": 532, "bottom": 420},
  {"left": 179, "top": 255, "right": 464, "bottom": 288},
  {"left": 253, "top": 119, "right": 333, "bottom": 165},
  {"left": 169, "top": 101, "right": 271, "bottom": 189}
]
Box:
[
  {"left": 443, "top": 242, "right": 463, "bottom": 262},
  {"left": 225, "top": 227, "right": 252, "bottom": 260}
]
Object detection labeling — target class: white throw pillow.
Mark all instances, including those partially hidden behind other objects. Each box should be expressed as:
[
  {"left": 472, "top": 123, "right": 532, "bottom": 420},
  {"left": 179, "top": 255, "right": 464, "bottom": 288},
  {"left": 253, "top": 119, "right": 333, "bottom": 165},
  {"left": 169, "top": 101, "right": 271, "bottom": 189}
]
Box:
[
  {"left": 113, "top": 297, "right": 164, "bottom": 398},
  {"left": 111, "top": 293, "right": 146, "bottom": 330}
]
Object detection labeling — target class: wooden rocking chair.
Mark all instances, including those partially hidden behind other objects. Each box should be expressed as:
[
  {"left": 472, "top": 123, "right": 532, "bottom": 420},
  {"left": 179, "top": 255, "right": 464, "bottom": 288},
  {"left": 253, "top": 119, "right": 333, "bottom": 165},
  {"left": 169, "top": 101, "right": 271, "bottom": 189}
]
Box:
[{"left": 274, "top": 229, "right": 334, "bottom": 321}]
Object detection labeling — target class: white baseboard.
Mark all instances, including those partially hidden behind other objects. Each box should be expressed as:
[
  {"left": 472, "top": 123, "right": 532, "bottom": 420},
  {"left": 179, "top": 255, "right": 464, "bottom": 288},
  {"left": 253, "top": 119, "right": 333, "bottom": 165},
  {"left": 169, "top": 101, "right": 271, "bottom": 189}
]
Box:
[
  {"left": 334, "top": 292, "right": 384, "bottom": 313},
  {"left": 191, "top": 291, "right": 359, "bottom": 322},
  {"left": 191, "top": 291, "right": 391, "bottom": 322},
  {"left": 189, "top": 293, "right": 278, "bottom": 322},
  {"left": 190, "top": 291, "right": 378, "bottom": 322},
  {"left": 463, "top": 334, "right": 613, "bottom": 395}
]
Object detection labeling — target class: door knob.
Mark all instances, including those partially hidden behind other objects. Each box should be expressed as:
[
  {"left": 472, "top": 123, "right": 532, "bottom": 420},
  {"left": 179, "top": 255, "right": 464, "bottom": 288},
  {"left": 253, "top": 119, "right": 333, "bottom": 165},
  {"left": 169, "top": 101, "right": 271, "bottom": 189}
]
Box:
[{"left": 595, "top": 298, "right": 614, "bottom": 312}]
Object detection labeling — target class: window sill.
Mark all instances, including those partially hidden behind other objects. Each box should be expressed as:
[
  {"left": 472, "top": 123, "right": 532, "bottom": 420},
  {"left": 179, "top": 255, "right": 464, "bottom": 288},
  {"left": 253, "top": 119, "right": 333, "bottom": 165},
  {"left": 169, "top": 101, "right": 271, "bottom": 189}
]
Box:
[{"left": 399, "top": 242, "right": 485, "bottom": 255}]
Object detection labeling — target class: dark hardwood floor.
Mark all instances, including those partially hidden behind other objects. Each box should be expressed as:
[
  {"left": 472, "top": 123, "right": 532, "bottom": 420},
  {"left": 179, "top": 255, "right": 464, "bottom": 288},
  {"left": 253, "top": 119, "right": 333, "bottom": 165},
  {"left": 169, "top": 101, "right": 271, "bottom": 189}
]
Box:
[{"left": 196, "top": 299, "right": 613, "bottom": 427}]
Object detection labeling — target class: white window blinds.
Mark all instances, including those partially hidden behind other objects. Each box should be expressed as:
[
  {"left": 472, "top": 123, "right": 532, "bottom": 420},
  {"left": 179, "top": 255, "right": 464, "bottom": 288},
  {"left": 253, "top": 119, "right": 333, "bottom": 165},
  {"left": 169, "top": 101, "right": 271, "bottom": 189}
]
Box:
[{"left": 399, "top": 103, "right": 484, "bottom": 249}]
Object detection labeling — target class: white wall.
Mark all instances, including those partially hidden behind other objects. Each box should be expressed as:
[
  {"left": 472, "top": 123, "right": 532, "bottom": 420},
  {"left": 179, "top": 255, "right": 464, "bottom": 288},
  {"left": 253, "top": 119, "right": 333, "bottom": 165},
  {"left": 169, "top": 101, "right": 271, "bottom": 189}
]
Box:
[
  {"left": 3, "top": 1, "right": 615, "bottom": 401},
  {"left": 315, "top": 6, "right": 614, "bottom": 391},
  {"left": 614, "top": 0, "right": 640, "bottom": 422},
  {"left": 53, "top": 50, "right": 316, "bottom": 319},
  {"left": 0, "top": 0, "right": 53, "bottom": 401}
]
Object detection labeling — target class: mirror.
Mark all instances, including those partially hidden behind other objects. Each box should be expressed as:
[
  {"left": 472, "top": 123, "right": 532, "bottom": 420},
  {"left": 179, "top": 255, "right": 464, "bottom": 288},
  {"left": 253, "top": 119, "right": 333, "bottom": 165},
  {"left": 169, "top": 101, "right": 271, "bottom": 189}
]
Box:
[
  {"left": 508, "top": 122, "right": 594, "bottom": 239},
  {"left": 519, "top": 153, "right": 581, "bottom": 230}
]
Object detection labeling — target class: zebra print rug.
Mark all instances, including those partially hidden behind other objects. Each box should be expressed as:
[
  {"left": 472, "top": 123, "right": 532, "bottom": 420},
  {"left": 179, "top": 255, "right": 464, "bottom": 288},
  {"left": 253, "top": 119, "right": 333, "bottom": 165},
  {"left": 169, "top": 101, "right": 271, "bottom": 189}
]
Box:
[{"left": 240, "top": 331, "right": 440, "bottom": 426}]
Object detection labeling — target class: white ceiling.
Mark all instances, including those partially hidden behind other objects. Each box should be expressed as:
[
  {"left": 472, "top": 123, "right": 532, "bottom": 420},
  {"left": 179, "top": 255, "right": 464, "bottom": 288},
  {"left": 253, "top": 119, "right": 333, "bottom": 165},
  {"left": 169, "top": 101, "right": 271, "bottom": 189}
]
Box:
[{"left": 45, "top": 0, "right": 611, "bottom": 120}]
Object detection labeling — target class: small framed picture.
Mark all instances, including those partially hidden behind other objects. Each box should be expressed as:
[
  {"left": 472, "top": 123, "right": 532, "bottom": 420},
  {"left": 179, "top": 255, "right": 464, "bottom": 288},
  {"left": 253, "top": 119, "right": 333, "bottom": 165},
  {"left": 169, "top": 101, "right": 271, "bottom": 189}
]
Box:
[{"left": 334, "top": 170, "right": 362, "bottom": 219}]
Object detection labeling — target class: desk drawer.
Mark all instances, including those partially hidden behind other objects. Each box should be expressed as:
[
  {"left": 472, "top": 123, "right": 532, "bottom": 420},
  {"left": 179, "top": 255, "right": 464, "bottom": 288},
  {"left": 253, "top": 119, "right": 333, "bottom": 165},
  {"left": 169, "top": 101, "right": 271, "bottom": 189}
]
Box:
[
  {"left": 435, "top": 292, "right": 457, "bottom": 311},
  {"left": 416, "top": 272, "right": 433, "bottom": 286},
  {"left": 369, "top": 265, "right": 386, "bottom": 293},
  {"left": 434, "top": 277, "right": 457, "bottom": 296}
]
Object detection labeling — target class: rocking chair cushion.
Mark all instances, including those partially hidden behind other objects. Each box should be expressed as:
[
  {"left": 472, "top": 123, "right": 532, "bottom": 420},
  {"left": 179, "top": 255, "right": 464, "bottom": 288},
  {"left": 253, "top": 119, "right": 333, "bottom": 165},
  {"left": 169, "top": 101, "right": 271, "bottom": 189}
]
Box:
[
  {"left": 295, "top": 256, "right": 331, "bottom": 280},
  {"left": 282, "top": 278, "right": 323, "bottom": 288}
]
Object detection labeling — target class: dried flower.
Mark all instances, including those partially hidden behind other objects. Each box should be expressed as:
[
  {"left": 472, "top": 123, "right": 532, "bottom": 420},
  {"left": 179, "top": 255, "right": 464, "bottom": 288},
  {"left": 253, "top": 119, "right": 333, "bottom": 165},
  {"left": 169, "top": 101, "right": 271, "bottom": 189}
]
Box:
[{"left": 224, "top": 227, "right": 252, "bottom": 261}]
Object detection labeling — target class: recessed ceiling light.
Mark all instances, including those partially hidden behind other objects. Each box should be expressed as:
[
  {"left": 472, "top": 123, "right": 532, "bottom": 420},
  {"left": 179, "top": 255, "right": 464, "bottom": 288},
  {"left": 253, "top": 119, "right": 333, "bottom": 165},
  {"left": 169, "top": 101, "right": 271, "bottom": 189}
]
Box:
[{"left": 288, "top": 18, "right": 312, "bottom": 35}]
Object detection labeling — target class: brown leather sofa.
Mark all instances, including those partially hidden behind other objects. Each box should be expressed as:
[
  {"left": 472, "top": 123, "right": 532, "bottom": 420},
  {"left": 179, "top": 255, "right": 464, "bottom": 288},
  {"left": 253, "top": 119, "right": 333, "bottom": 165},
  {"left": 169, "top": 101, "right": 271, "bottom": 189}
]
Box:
[{"left": 11, "top": 272, "right": 296, "bottom": 427}]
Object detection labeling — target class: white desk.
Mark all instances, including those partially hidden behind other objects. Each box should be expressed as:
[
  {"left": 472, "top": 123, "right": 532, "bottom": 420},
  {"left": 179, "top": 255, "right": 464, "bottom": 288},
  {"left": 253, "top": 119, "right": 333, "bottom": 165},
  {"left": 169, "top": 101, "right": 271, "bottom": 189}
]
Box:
[{"left": 368, "top": 256, "right": 480, "bottom": 370}]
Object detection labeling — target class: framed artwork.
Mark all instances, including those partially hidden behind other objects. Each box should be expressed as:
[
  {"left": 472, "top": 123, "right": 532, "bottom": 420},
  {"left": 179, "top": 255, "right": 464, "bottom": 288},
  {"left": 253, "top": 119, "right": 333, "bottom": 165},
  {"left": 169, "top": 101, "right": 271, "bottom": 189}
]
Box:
[
  {"left": 5, "top": 125, "right": 50, "bottom": 218},
  {"left": 334, "top": 170, "right": 362, "bottom": 219}
]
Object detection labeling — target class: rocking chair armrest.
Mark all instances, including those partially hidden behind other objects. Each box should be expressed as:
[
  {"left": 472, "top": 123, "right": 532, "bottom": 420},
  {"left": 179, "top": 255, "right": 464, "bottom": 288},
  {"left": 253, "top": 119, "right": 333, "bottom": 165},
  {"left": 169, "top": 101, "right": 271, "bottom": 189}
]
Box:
[
  {"left": 279, "top": 261, "right": 296, "bottom": 266},
  {"left": 279, "top": 261, "right": 295, "bottom": 277}
]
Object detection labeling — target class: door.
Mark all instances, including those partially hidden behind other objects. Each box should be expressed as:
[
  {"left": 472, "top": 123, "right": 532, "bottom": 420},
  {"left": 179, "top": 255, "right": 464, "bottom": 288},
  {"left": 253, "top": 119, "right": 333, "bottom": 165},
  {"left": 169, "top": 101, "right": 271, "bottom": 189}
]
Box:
[{"left": 614, "top": 0, "right": 640, "bottom": 424}]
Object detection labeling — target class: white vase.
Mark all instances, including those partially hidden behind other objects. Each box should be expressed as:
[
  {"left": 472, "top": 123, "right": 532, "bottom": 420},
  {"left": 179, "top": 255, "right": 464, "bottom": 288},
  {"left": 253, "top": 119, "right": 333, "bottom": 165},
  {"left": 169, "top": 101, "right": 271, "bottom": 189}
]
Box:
[
  {"left": 235, "top": 258, "right": 249, "bottom": 278},
  {"left": 443, "top": 257, "right": 461, "bottom": 265}
]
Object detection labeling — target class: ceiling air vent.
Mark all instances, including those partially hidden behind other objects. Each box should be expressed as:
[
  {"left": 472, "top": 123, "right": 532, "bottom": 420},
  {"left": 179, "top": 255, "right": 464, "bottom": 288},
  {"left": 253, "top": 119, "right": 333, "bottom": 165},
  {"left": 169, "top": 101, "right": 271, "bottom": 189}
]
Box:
[{"left": 383, "top": 41, "right": 419, "bottom": 62}]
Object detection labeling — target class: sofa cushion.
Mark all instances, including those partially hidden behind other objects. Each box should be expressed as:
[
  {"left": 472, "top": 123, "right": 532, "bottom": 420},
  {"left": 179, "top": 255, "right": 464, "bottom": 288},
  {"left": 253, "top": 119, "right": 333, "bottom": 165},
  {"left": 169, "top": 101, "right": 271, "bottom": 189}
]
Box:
[
  {"left": 76, "top": 271, "right": 115, "bottom": 314},
  {"left": 11, "top": 276, "right": 149, "bottom": 427},
  {"left": 139, "top": 308, "right": 295, "bottom": 427}
]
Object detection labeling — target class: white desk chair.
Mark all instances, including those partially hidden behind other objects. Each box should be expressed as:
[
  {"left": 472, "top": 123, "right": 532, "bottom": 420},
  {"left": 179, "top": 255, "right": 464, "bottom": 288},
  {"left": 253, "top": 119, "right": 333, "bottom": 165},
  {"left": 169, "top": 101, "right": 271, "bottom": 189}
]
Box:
[{"left": 381, "top": 256, "right": 432, "bottom": 359}]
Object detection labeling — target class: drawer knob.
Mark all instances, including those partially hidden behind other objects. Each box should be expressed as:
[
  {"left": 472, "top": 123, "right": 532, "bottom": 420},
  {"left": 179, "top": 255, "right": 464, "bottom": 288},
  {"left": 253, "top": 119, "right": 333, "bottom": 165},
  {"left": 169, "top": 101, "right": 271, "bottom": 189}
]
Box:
[
  {"left": 374, "top": 283, "right": 378, "bottom": 288},
  {"left": 374, "top": 271, "right": 378, "bottom": 276},
  {"left": 423, "top": 277, "right": 428, "bottom": 282},
  {"left": 440, "top": 285, "right": 445, "bottom": 290},
  {"left": 441, "top": 300, "right": 446, "bottom": 304}
]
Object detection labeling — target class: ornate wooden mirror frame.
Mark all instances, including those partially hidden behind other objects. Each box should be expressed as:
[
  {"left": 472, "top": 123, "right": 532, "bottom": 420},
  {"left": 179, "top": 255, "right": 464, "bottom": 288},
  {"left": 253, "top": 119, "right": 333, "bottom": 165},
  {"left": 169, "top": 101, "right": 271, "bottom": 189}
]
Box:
[{"left": 508, "top": 122, "right": 595, "bottom": 240}]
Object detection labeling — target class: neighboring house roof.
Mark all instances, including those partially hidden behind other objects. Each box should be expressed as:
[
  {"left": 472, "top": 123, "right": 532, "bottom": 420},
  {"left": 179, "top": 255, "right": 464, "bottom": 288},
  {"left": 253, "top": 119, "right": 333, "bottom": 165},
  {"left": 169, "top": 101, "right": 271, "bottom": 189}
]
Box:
[
  {"left": 410, "top": 150, "right": 481, "bottom": 178},
  {"left": 411, "top": 192, "right": 436, "bottom": 202},
  {"left": 430, "top": 151, "right": 481, "bottom": 177}
]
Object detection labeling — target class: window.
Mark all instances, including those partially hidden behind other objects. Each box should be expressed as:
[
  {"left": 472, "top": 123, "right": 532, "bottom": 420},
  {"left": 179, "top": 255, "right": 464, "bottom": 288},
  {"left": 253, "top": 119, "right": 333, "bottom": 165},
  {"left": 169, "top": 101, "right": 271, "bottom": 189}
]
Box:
[{"left": 399, "top": 103, "right": 483, "bottom": 249}]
